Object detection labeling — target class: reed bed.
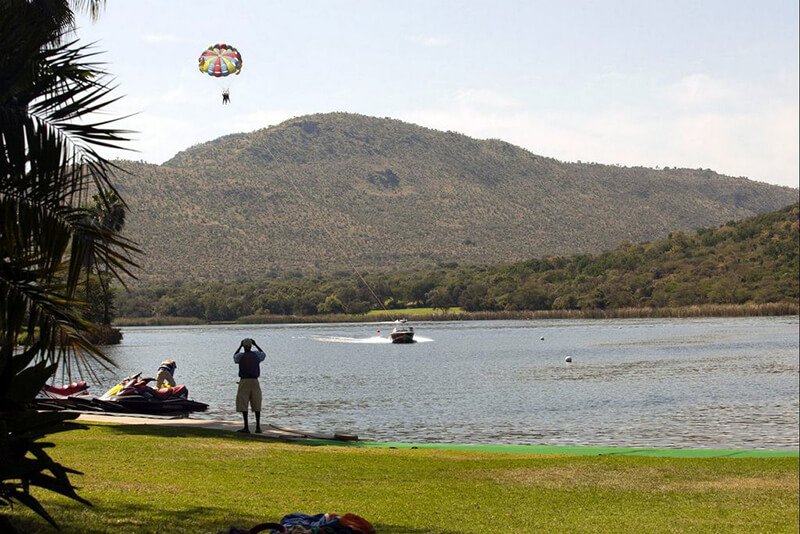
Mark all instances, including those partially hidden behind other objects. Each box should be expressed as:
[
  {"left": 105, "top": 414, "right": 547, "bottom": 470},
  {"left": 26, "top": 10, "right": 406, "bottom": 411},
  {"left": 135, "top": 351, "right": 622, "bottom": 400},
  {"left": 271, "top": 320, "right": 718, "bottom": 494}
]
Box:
[{"left": 115, "top": 302, "right": 798, "bottom": 326}]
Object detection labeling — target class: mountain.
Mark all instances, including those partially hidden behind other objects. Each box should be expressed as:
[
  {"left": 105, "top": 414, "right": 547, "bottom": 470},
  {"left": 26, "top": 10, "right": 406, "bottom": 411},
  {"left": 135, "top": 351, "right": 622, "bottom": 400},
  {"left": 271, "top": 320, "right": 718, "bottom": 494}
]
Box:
[{"left": 112, "top": 112, "right": 797, "bottom": 281}]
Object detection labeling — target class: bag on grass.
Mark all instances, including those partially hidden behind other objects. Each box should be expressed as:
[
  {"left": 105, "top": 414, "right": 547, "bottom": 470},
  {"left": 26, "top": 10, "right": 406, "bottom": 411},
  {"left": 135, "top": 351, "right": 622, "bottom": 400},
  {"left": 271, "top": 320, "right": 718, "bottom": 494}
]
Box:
[{"left": 273, "top": 512, "right": 375, "bottom": 534}]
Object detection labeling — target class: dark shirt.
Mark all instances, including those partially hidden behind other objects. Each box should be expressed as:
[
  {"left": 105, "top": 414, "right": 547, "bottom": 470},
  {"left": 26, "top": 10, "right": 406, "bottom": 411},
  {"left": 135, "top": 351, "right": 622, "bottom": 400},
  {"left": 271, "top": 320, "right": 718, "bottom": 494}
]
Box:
[{"left": 234, "top": 349, "right": 266, "bottom": 379}]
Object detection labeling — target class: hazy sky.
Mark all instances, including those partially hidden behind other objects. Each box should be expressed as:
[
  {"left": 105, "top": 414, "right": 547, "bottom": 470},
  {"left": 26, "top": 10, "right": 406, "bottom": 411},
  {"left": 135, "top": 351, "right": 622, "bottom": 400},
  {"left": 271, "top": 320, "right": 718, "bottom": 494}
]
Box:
[{"left": 74, "top": 0, "right": 799, "bottom": 188}]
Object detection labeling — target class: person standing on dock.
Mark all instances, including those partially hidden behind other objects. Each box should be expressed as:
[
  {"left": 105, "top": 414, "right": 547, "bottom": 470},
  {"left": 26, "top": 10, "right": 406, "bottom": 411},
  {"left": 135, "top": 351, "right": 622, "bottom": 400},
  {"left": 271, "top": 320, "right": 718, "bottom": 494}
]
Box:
[{"left": 233, "top": 337, "right": 266, "bottom": 433}]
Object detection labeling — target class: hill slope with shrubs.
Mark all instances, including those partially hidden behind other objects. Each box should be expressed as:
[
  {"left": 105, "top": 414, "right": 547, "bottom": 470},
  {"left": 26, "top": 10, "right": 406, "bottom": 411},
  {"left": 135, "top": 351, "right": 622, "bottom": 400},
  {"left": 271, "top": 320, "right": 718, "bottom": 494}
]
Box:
[
  {"left": 112, "top": 113, "right": 797, "bottom": 281},
  {"left": 115, "top": 204, "right": 799, "bottom": 321}
]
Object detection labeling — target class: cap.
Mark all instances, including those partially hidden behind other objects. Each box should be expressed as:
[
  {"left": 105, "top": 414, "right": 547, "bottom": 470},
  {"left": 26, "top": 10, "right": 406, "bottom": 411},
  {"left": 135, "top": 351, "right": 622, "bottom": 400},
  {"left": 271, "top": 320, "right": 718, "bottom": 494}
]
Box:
[{"left": 242, "top": 338, "right": 253, "bottom": 349}]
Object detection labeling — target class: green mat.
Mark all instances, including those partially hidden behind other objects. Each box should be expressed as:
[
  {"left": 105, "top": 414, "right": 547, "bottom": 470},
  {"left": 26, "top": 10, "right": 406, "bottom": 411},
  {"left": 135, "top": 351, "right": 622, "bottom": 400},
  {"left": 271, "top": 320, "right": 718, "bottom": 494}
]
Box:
[{"left": 346, "top": 441, "right": 799, "bottom": 458}]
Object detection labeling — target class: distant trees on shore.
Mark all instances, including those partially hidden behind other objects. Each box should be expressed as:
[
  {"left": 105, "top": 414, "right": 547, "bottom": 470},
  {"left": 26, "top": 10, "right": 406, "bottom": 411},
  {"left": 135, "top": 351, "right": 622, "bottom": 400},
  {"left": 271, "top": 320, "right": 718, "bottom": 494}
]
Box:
[{"left": 114, "top": 204, "right": 799, "bottom": 322}]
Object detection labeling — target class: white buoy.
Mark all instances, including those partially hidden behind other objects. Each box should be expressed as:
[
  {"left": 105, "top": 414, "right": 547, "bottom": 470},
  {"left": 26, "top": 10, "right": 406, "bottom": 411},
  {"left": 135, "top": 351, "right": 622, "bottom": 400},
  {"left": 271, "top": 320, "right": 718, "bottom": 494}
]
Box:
[
  {"left": 564, "top": 356, "right": 572, "bottom": 363},
  {"left": 540, "top": 336, "right": 544, "bottom": 341}
]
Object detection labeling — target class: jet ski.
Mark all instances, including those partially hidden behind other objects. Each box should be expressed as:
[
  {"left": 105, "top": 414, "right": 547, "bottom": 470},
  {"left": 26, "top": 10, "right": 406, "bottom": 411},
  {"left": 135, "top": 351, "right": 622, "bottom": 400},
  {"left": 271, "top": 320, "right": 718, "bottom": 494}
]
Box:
[
  {"left": 96, "top": 372, "right": 208, "bottom": 415},
  {"left": 32, "top": 381, "right": 106, "bottom": 411}
]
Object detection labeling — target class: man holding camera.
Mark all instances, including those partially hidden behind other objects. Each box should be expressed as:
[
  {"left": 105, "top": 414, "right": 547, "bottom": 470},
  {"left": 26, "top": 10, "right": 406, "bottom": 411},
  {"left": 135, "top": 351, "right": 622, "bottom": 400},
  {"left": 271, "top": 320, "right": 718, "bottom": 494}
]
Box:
[{"left": 233, "top": 337, "right": 266, "bottom": 433}]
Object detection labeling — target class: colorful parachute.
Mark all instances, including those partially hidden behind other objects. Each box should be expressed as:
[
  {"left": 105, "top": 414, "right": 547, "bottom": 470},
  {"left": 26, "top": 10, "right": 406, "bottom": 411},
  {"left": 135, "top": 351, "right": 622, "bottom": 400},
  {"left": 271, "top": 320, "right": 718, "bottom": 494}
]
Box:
[{"left": 198, "top": 43, "right": 243, "bottom": 77}]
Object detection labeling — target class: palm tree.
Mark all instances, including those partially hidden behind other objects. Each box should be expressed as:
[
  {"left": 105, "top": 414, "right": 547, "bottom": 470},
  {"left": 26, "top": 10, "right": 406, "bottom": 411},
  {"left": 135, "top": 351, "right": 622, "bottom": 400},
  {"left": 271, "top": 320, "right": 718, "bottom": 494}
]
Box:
[
  {"left": 85, "top": 189, "right": 127, "bottom": 329},
  {"left": 1, "top": 1, "right": 139, "bottom": 530}
]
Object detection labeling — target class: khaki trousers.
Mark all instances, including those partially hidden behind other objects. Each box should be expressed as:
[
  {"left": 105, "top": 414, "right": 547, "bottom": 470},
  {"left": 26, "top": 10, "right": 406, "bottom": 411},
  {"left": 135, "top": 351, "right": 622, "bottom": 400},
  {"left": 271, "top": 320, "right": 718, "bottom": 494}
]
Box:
[{"left": 236, "top": 378, "right": 262, "bottom": 412}]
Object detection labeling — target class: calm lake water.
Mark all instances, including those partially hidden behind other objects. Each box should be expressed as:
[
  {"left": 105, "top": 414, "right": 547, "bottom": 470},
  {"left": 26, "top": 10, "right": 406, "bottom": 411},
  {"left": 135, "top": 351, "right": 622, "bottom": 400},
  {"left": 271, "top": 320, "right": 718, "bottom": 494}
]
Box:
[{"left": 93, "top": 317, "right": 799, "bottom": 449}]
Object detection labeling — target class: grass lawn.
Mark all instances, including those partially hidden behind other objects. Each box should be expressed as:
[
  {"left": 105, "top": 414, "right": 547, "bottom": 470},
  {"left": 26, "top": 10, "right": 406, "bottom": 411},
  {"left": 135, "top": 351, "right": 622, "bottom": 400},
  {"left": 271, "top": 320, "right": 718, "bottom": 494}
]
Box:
[{"left": 6, "top": 423, "right": 798, "bottom": 533}]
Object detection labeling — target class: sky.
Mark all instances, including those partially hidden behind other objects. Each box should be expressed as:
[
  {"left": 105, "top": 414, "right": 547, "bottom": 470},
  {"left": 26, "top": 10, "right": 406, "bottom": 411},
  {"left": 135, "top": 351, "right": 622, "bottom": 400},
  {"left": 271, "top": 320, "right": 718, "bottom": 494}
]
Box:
[{"left": 74, "top": 0, "right": 799, "bottom": 189}]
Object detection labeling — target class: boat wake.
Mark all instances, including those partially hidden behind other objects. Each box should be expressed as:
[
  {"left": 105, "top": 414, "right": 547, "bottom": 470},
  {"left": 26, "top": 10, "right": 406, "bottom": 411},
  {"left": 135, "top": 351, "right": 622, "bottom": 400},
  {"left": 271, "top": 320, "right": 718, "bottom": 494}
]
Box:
[
  {"left": 311, "top": 335, "right": 434, "bottom": 344},
  {"left": 312, "top": 335, "right": 392, "bottom": 344}
]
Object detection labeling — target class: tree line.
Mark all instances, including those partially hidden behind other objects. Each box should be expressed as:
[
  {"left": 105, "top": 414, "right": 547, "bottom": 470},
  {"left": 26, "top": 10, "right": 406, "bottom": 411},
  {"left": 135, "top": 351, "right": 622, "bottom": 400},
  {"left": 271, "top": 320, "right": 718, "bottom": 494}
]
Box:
[{"left": 113, "top": 204, "right": 799, "bottom": 322}]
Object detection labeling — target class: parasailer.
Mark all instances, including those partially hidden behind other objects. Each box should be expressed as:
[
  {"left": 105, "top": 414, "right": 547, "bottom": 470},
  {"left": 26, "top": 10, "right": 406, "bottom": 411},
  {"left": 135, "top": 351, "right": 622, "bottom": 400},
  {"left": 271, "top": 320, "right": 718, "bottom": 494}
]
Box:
[{"left": 198, "top": 43, "right": 242, "bottom": 103}]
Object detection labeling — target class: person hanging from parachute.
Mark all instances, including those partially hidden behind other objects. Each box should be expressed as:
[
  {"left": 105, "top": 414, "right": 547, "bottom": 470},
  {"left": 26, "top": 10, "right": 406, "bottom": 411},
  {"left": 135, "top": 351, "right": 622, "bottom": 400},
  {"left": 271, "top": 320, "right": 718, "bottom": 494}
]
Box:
[{"left": 198, "top": 43, "right": 242, "bottom": 104}]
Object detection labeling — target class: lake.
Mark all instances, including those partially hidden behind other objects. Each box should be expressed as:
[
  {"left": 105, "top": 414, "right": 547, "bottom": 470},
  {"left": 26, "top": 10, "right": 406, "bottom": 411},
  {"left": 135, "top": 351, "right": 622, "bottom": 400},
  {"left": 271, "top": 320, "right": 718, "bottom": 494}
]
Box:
[{"left": 91, "top": 316, "right": 799, "bottom": 449}]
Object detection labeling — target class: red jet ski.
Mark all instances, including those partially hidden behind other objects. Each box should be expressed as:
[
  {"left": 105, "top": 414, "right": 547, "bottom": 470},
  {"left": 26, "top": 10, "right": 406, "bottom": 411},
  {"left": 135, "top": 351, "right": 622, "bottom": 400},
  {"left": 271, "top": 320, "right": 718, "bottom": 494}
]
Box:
[
  {"left": 44, "top": 382, "right": 90, "bottom": 397},
  {"left": 97, "top": 372, "right": 208, "bottom": 415},
  {"left": 32, "top": 381, "right": 104, "bottom": 411}
]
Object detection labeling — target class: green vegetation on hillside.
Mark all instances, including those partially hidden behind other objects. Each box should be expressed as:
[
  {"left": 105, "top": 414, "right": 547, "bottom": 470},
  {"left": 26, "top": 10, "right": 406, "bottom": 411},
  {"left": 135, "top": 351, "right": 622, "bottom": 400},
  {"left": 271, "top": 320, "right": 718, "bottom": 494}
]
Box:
[
  {"left": 115, "top": 204, "right": 799, "bottom": 321},
  {"left": 113, "top": 112, "right": 797, "bottom": 280}
]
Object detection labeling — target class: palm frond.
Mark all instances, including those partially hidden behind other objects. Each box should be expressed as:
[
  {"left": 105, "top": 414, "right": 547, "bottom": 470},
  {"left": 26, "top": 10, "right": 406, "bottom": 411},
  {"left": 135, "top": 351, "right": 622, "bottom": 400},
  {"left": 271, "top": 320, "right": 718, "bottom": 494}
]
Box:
[
  {"left": 2, "top": 6, "right": 139, "bottom": 375},
  {"left": 1, "top": 2, "right": 126, "bottom": 528}
]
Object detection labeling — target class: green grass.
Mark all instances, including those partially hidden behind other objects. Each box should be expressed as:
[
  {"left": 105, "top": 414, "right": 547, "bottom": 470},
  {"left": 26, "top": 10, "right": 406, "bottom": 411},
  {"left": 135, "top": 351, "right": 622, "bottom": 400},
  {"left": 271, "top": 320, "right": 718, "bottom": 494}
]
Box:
[{"left": 5, "top": 424, "right": 798, "bottom": 533}]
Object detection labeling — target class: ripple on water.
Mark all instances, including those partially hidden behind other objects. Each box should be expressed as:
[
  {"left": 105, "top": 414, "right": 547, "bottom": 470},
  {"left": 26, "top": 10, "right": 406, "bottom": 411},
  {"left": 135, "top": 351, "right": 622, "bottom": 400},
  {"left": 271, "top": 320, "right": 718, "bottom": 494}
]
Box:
[{"left": 102, "top": 317, "right": 799, "bottom": 449}]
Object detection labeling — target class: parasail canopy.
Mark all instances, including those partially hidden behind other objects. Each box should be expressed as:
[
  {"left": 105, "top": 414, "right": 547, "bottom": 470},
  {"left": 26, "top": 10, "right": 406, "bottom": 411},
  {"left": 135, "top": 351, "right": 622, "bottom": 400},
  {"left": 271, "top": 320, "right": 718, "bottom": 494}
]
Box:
[{"left": 198, "top": 43, "right": 243, "bottom": 77}]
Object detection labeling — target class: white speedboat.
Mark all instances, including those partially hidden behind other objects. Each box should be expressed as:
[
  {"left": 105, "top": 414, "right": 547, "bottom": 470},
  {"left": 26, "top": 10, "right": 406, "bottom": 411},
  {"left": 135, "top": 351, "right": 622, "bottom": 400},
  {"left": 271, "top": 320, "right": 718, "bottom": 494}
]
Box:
[{"left": 390, "top": 319, "right": 415, "bottom": 343}]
